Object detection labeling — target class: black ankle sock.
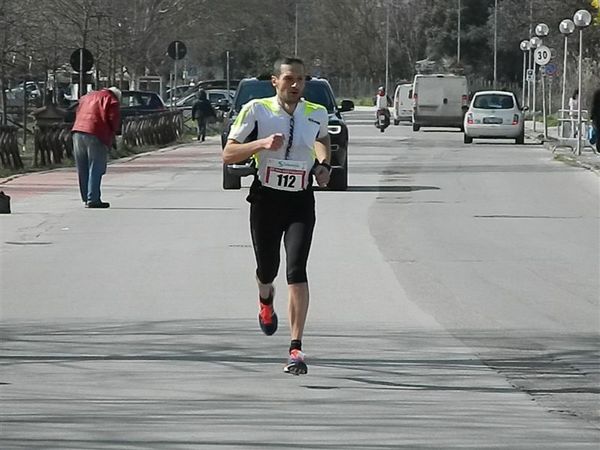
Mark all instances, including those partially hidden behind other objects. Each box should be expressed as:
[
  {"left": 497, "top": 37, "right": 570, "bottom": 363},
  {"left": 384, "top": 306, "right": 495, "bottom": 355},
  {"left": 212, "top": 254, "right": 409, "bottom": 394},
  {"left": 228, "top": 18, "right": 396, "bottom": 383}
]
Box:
[
  {"left": 290, "top": 340, "right": 302, "bottom": 352},
  {"left": 259, "top": 294, "right": 273, "bottom": 305},
  {"left": 259, "top": 287, "right": 274, "bottom": 305}
]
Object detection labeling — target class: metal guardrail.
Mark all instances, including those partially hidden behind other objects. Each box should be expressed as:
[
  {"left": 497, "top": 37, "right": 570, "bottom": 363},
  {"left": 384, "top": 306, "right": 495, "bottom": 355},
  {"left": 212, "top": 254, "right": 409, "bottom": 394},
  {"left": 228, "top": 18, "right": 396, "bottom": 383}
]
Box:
[
  {"left": 2, "top": 110, "right": 184, "bottom": 171},
  {"left": 552, "top": 109, "right": 597, "bottom": 154},
  {"left": 122, "top": 110, "right": 183, "bottom": 149},
  {"left": 34, "top": 123, "right": 73, "bottom": 166},
  {"left": 0, "top": 126, "right": 24, "bottom": 170}
]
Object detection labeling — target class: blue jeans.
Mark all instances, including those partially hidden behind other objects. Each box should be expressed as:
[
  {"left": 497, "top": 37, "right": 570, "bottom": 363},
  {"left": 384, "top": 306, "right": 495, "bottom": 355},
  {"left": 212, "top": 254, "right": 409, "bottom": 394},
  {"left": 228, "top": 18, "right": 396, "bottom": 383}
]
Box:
[{"left": 73, "top": 132, "right": 109, "bottom": 203}]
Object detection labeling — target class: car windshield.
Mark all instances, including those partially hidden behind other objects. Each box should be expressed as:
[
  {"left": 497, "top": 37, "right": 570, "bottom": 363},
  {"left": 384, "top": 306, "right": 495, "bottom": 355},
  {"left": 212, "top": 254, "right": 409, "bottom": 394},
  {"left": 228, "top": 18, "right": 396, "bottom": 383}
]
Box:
[
  {"left": 474, "top": 94, "right": 514, "bottom": 109},
  {"left": 234, "top": 80, "right": 336, "bottom": 113}
]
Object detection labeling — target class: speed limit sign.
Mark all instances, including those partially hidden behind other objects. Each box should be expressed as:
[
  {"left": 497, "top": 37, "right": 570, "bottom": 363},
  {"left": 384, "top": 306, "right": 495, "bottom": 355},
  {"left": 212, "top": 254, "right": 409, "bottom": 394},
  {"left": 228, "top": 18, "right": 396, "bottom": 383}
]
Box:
[{"left": 534, "top": 45, "right": 551, "bottom": 66}]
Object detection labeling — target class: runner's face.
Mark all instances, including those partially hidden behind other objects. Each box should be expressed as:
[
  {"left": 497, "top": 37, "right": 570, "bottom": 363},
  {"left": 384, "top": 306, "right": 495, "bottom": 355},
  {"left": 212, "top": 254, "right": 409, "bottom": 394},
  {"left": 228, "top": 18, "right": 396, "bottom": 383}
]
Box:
[{"left": 272, "top": 63, "right": 305, "bottom": 104}]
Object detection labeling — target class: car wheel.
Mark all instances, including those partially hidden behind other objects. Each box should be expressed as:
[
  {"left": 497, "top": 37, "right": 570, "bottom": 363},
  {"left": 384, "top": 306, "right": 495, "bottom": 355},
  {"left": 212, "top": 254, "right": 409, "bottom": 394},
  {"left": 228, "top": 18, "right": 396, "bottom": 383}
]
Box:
[
  {"left": 329, "top": 167, "right": 348, "bottom": 191},
  {"left": 412, "top": 123, "right": 420, "bottom": 132},
  {"left": 515, "top": 131, "right": 525, "bottom": 145},
  {"left": 328, "top": 153, "right": 348, "bottom": 191},
  {"left": 463, "top": 134, "right": 473, "bottom": 144},
  {"left": 222, "top": 164, "right": 241, "bottom": 190}
]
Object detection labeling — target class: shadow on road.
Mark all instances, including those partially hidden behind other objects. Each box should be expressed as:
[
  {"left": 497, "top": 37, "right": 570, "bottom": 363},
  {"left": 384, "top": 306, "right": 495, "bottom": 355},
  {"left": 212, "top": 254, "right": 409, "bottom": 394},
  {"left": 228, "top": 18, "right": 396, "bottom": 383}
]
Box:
[
  {"left": 110, "top": 207, "right": 237, "bottom": 211},
  {"left": 1, "top": 321, "right": 598, "bottom": 448},
  {"left": 420, "top": 129, "right": 463, "bottom": 133},
  {"left": 346, "top": 185, "right": 440, "bottom": 192},
  {"left": 469, "top": 141, "right": 540, "bottom": 146}
]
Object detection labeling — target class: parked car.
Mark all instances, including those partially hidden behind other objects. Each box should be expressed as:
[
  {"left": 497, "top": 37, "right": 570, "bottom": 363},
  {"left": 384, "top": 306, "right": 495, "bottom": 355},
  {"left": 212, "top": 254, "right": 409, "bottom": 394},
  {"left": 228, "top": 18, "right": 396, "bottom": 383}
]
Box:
[
  {"left": 392, "top": 83, "right": 413, "bottom": 125},
  {"left": 165, "top": 85, "right": 195, "bottom": 104},
  {"left": 168, "top": 80, "right": 241, "bottom": 105},
  {"left": 463, "top": 90, "right": 526, "bottom": 145},
  {"left": 120, "top": 90, "right": 168, "bottom": 118},
  {"left": 220, "top": 76, "right": 354, "bottom": 191},
  {"left": 411, "top": 73, "right": 469, "bottom": 131},
  {"left": 176, "top": 89, "right": 235, "bottom": 119},
  {"left": 4, "top": 81, "right": 43, "bottom": 107}
]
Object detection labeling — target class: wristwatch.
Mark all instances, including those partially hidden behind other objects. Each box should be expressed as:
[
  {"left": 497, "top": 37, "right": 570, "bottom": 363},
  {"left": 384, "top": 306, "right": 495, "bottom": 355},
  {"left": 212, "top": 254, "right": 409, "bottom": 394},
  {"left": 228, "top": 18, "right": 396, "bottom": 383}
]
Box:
[{"left": 319, "top": 161, "right": 332, "bottom": 172}]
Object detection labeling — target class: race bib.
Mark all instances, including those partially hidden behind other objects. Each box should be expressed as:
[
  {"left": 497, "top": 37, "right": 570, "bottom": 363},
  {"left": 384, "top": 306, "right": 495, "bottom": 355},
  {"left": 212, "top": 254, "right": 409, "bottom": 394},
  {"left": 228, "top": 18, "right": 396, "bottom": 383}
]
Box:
[{"left": 264, "top": 158, "right": 308, "bottom": 191}]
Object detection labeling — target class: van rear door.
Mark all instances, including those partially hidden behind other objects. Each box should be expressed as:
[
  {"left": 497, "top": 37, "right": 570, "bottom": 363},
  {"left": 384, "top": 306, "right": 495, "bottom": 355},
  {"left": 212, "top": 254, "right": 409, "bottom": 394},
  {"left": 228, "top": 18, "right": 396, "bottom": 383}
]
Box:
[
  {"left": 439, "top": 77, "right": 467, "bottom": 117},
  {"left": 418, "top": 79, "right": 443, "bottom": 109}
]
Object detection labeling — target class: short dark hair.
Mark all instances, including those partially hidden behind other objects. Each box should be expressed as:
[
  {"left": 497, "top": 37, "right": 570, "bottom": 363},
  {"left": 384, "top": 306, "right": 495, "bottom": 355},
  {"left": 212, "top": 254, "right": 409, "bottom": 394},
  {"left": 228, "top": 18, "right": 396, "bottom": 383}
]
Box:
[{"left": 273, "top": 57, "right": 305, "bottom": 76}]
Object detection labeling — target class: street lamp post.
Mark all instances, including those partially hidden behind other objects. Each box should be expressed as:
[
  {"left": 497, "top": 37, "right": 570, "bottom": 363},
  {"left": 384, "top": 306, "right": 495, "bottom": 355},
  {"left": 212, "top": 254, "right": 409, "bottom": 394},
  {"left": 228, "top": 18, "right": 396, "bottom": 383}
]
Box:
[
  {"left": 529, "top": 36, "right": 541, "bottom": 132},
  {"left": 573, "top": 9, "right": 592, "bottom": 155},
  {"left": 535, "top": 23, "right": 549, "bottom": 139},
  {"left": 520, "top": 40, "right": 531, "bottom": 108},
  {"left": 559, "top": 19, "right": 575, "bottom": 138}
]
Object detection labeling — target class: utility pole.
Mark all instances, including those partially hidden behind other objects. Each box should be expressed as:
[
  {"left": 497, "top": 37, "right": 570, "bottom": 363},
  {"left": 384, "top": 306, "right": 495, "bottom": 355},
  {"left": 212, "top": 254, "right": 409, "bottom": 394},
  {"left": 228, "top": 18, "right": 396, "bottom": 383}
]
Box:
[
  {"left": 294, "top": 1, "right": 298, "bottom": 56},
  {"left": 385, "top": 0, "right": 390, "bottom": 96},
  {"left": 529, "top": 0, "right": 533, "bottom": 37},
  {"left": 493, "top": 0, "right": 498, "bottom": 89},
  {"left": 226, "top": 51, "right": 230, "bottom": 99}
]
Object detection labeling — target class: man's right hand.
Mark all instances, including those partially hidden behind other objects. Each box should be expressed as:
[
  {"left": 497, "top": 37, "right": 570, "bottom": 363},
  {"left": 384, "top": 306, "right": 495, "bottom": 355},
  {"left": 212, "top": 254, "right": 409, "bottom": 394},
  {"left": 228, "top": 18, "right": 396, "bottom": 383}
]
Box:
[{"left": 262, "top": 133, "right": 284, "bottom": 151}]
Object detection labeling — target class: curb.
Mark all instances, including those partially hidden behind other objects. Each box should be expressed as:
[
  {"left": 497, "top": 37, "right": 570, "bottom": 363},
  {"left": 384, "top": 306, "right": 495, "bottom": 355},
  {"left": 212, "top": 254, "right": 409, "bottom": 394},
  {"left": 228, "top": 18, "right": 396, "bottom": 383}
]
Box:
[
  {"left": 525, "top": 128, "right": 600, "bottom": 175},
  {"left": 552, "top": 153, "right": 600, "bottom": 175}
]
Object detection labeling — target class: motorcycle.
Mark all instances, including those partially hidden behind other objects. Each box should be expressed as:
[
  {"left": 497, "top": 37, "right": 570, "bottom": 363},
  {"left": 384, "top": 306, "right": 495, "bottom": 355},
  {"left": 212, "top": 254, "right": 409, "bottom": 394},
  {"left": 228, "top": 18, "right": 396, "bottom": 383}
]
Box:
[{"left": 375, "top": 108, "right": 390, "bottom": 133}]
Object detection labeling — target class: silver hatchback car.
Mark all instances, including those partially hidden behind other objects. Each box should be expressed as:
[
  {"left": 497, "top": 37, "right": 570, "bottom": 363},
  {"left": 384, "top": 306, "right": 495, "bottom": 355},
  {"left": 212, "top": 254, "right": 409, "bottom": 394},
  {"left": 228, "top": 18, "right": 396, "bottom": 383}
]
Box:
[{"left": 463, "top": 91, "right": 526, "bottom": 144}]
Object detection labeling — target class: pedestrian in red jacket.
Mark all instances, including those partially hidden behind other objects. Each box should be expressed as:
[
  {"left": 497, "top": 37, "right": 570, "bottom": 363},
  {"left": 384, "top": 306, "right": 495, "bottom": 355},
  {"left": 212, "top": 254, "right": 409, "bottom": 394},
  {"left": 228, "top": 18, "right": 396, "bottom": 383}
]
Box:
[{"left": 71, "top": 87, "right": 121, "bottom": 208}]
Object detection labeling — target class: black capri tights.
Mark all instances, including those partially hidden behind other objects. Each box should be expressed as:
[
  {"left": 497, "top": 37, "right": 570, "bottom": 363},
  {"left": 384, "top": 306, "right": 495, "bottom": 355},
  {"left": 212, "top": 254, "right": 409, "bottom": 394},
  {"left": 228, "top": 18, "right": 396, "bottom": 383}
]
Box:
[{"left": 250, "top": 191, "right": 315, "bottom": 285}]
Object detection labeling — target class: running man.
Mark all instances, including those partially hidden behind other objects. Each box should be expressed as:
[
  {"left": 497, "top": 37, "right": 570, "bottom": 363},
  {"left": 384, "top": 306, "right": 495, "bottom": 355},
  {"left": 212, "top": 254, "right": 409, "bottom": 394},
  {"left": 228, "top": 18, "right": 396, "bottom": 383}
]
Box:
[{"left": 223, "top": 57, "right": 331, "bottom": 375}]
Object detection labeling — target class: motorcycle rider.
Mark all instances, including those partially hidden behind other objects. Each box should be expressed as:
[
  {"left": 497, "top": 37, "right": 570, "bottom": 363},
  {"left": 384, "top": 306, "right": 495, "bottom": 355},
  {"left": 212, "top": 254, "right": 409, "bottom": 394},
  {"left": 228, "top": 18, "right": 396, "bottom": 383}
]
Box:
[{"left": 375, "top": 86, "right": 390, "bottom": 128}]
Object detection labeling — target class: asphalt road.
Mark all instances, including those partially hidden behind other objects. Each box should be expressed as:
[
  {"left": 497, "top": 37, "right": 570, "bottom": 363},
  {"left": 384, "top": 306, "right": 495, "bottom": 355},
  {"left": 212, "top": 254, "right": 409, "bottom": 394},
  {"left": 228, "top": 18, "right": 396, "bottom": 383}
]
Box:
[{"left": 1, "top": 108, "right": 599, "bottom": 449}]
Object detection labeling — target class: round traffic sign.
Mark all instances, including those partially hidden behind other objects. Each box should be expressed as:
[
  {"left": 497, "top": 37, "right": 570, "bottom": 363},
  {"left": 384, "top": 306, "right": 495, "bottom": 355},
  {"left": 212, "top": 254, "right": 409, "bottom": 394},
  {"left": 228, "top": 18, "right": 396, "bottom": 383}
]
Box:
[
  {"left": 534, "top": 45, "right": 551, "bottom": 66},
  {"left": 167, "top": 40, "right": 187, "bottom": 60},
  {"left": 70, "top": 48, "right": 94, "bottom": 72},
  {"left": 545, "top": 63, "right": 557, "bottom": 76}
]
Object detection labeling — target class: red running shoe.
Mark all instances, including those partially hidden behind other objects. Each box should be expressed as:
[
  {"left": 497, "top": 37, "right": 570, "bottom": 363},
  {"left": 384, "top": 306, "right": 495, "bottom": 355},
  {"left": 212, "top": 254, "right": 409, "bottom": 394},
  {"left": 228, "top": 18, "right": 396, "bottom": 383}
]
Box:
[{"left": 258, "top": 292, "right": 278, "bottom": 336}]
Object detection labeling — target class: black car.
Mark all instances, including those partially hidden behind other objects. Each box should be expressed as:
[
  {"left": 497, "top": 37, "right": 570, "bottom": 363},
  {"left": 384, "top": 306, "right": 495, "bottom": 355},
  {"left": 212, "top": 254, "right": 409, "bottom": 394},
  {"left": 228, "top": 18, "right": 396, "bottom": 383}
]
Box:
[
  {"left": 120, "top": 90, "right": 167, "bottom": 118},
  {"left": 220, "top": 76, "right": 354, "bottom": 191}
]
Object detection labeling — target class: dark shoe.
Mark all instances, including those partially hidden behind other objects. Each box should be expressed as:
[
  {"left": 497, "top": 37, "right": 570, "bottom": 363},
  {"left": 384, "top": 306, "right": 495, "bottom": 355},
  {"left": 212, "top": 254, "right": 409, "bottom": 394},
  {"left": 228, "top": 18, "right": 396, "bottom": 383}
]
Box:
[
  {"left": 86, "top": 201, "right": 110, "bottom": 209},
  {"left": 284, "top": 349, "right": 308, "bottom": 375},
  {"left": 258, "top": 288, "right": 277, "bottom": 336}
]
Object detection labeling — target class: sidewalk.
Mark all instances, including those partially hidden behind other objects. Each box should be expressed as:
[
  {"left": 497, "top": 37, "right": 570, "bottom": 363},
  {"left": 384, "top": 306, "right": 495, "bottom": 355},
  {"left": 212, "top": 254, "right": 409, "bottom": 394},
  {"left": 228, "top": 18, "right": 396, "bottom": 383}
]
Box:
[{"left": 525, "top": 120, "right": 600, "bottom": 174}]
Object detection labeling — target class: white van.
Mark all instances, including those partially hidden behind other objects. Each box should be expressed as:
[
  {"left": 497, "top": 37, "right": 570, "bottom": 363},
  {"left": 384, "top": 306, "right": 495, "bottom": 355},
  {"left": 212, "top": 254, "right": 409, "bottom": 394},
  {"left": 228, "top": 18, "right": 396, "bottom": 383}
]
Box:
[
  {"left": 412, "top": 74, "right": 469, "bottom": 131},
  {"left": 392, "top": 83, "right": 413, "bottom": 125}
]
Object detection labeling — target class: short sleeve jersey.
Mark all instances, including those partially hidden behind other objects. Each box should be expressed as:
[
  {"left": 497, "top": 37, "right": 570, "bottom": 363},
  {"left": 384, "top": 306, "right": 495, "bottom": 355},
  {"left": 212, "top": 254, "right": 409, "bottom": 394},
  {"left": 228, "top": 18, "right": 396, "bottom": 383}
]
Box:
[{"left": 228, "top": 96, "right": 328, "bottom": 190}]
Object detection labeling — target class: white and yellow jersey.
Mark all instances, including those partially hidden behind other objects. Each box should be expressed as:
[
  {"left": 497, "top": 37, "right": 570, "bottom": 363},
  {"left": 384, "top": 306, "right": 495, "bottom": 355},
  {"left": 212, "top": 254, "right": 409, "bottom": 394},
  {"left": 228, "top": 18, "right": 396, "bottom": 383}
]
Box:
[{"left": 228, "top": 96, "right": 328, "bottom": 191}]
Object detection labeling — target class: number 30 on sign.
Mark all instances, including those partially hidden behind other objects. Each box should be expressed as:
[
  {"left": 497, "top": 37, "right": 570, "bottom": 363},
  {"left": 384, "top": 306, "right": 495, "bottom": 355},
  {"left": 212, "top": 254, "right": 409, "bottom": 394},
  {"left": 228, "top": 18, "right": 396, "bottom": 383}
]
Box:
[{"left": 534, "top": 45, "right": 551, "bottom": 66}]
